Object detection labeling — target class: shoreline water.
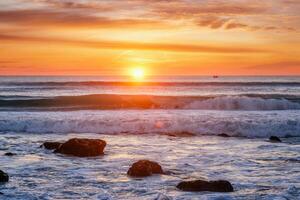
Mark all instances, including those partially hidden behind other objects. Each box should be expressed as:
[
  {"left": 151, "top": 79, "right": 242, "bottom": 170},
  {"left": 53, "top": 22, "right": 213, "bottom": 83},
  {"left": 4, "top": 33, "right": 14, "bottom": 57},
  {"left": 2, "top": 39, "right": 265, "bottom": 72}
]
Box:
[{"left": 1, "top": 133, "right": 300, "bottom": 199}]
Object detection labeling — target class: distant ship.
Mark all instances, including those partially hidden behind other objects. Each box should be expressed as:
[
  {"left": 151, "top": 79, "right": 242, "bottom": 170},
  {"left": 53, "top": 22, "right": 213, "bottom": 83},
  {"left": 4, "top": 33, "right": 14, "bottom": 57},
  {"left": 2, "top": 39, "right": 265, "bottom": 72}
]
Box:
[{"left": 213, "top": 75, "right": 219, "bottom": 78}]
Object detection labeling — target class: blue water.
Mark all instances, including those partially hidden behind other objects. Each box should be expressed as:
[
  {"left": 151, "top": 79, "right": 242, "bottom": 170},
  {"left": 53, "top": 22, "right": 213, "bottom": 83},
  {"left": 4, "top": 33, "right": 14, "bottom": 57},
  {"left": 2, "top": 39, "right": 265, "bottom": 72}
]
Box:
[{"left": 0, "top": 76, "right": 300, "bottom": 199}]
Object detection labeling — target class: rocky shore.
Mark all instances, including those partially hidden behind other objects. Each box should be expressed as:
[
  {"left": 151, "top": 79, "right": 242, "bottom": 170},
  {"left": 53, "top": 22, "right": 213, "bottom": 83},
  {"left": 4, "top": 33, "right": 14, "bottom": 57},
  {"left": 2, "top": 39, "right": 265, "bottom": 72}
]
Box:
[
  {"left": 1, "top": 133, "right": 297, "bottom": 199},
  {"left": 37, "top": 137, "right": 235, "bottom": 194}
]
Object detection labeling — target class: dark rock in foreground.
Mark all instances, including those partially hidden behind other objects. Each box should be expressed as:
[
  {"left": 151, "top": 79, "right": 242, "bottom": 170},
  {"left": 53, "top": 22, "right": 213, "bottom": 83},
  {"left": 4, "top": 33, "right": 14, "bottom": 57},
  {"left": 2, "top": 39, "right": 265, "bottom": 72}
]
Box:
[
  {"left": 0, "top": 170, "right": 9, "bottom": 183},
  {"left": 127, "top": 160, "right": 164, "bottom": 177},
  {"left": 41, "top": 142, "right": 62, "bottom": 150},
  {"left": 4, "top": 152, "right": 16, "bottom": 156},
  {"left": 176, "top": 180, "right": 233, "bottom": 192},
  {"left": 54, "top": 138, "right": 106, "bottom": 157},
  {"left": 218, "top": 133, "right": 230, "bottom": 137},
  {"left": 269, "top": 136, "right": 281, "bottom": 143}
]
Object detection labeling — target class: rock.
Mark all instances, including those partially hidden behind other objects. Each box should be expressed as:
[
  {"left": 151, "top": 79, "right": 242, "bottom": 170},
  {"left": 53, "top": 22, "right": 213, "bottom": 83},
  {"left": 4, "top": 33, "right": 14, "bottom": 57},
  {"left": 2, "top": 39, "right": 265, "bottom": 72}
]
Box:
[
  {"left": 0, "top": 170, "right": 9, "bottom": 183},
  {"left": 54, "top": 138, "right": 106, "bottom": 157},
  {"left": 127, "top": 160, "right": 164, "bottom": 177},
  {"left": 176, "top": 180, "right": 233, "bottom": 192},
  {"left": 41, "top": 142, "right": 63, "bottom": 150},
  {"left": 269, "top": 136, "right": 281, "bottom": 143},
  {"left": 166, "top": 132, "right": 195, "bottom": 137},
  {"left": 4, "top": 152, "right": 16, "bottom": 156},
  {"left": 218, "top": 133, "right": 230, "bottom": 137}
]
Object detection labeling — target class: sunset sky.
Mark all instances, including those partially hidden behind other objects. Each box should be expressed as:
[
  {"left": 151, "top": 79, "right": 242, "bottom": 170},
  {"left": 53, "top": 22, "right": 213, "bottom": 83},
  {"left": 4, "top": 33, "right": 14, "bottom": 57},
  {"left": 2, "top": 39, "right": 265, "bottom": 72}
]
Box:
[{"left": 0, "top": 0, "right": 299, "bottom": 76}]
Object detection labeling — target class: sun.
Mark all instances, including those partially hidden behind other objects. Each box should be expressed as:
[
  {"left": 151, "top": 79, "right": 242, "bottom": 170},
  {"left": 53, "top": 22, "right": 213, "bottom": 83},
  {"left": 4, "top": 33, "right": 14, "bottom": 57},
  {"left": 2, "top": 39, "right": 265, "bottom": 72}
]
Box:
[{"left": 131, "top": 67, "right": 145, "bottom": 80}]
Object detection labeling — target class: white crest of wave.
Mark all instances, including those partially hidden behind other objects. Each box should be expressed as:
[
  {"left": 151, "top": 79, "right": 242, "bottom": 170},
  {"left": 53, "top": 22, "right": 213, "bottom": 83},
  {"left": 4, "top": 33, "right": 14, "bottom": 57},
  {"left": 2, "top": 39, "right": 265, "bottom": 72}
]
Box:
[
  {"left": 0, "top": 110, "right": 299, "bottom": 138},
  {"left": 184, "top": 96, "right": 300, "bottom": 110}
]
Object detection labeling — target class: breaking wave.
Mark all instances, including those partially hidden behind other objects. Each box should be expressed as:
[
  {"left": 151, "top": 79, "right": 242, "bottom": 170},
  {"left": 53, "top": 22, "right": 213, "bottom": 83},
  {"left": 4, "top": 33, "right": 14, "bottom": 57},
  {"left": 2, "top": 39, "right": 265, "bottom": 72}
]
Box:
[
  {"left": 184, "top": 96, "right": 300, "bottom": 110},
  {"left": 0, "top": 94, "right": 300, "bottom": 111},
  {"left": 0, "top": 110, "right": 299, "bottom": 138}
]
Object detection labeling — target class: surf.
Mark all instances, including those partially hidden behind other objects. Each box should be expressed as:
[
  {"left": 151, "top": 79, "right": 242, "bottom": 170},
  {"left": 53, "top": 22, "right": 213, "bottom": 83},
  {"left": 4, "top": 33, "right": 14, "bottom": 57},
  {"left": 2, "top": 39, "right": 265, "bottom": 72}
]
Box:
[{"left": 0, "top": 94, "right": 300, "bottom": 111}]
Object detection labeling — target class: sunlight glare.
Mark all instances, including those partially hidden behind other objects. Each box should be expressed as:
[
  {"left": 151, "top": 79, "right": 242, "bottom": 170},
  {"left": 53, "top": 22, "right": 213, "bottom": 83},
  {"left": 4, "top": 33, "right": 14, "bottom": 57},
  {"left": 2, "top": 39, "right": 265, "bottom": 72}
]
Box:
[{"left": 131, "top": 67, "right": 145, "bottom": 80}]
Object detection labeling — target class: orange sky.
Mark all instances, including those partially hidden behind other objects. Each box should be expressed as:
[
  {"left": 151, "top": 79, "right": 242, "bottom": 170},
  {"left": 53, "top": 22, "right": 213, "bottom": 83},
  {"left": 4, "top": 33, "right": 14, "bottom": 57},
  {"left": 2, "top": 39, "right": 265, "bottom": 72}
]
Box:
[{"left": 0, "top": 0, "right": 300, "bottom": 76}]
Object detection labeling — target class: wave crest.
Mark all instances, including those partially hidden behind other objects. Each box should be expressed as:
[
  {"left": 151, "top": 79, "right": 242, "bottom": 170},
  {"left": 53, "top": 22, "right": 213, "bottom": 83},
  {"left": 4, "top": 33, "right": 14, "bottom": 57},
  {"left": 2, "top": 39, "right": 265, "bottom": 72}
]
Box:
[
  {"left": 184, "top": 96, "right": 300, "bottom": 110},
  {"left": 0, "top": 94, "right": 300, "bottom": 111},
  {"left": 0, "top": 110, "right": 299, "bottom": 138}
]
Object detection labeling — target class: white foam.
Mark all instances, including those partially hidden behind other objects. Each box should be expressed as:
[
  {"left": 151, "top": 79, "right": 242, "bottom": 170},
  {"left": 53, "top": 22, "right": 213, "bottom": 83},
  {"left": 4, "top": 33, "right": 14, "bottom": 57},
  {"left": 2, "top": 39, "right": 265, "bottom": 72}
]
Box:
[
  {"left": 0, "top": 110, "right": 300, "bottom": 138},
  {"left": 184, "top": 96, "right": 300, "bottom": 110},
  {"left": 155, "top": 193, "right": 173, "bottom": 200}
]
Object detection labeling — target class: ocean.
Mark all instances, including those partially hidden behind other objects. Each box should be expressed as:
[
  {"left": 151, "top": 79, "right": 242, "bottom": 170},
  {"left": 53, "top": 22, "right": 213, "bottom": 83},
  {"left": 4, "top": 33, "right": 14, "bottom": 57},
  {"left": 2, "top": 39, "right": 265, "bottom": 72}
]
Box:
[{"left": 0, "top": 76, "right": 300, "bottom": 199}]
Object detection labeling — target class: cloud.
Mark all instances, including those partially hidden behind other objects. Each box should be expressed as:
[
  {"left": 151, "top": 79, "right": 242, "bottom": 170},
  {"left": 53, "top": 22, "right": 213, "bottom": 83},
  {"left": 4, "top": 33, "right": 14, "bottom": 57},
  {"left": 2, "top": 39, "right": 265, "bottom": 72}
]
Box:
[
  {"left": 264, "top": 26, "right": 278, "bottom": 30},
  {"left": 197, "top": 18, "right": 297, "bottom": 32},
  {"left": 28, "top": 0, "right": 118, "bottom": 11},
  {"left": 2, "top": 1, "right": 299, "bottom": 32},
  {"left": 0, "top": 33, "right": 269, "bottom": 54},
  {"left": 151, "top": 1, "right": 267, "bottom": 18},
  {"left": 196, "top": 17, "right": 262, "bottom": 31},
  {"left": 225, "top": 22, "right": 248, "bottom": 30},
  {"left": 196, "top": 16, "right": 231, "bottom": 29},
  {"left": 281, "top": 0, "right": 300, "bottom": 5},
  {"left": 246, "top": 61, "right": 300, "bottom": 70},
  {"left": 1, "top": 0, "right": 299, "bottom": 34},
  {"left": 0, "top": 9, "right": 165, "bottom": 29}
]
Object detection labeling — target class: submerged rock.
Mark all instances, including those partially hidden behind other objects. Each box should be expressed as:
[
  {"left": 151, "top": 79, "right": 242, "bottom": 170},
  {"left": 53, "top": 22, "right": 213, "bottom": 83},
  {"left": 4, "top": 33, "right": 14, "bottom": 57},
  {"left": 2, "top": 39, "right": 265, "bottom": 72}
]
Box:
[
  {"left": 176, "top": 180, "right": 233, "bottom": 192},
  {"left": 41, "top": 142, "right": 62, "bottom": 150},
  {"left": 4, "top": 152, "right": 16, "bottom": 156},
  {"left": 269, "top": 136, "right": 282, "bottom": 143},
  {"left": 54, "top": 138, "right": 106, "bottom": 157},
  {"left": 127, "top": 160, "right": 164, "bottom": 177},
  {"left": 0, "top": 170, "right": 9, "bottom": 183},
  {"left": 166, "top": 132, "right": 196, "bottom": 137},
  {"left": 218, "top": 133, "right": 230, "bottom": 137}
]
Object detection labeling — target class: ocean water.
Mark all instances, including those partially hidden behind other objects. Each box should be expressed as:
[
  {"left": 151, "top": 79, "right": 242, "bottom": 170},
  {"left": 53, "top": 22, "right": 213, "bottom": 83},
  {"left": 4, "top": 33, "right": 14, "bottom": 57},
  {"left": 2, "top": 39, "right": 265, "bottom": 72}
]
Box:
[{"left": 0, "top": 76, "right": 300, "bottom": 199}]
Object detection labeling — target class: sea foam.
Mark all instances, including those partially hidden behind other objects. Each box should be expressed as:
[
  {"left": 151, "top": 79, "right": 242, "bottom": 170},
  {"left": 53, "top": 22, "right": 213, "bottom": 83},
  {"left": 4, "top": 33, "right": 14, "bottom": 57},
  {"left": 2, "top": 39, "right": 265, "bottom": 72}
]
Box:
[
  {"left": 184, "top": 96, "right": 300, "bottom": 110},
  {"left": 0, "top": 110, "right": 299, "bottom": 138}
]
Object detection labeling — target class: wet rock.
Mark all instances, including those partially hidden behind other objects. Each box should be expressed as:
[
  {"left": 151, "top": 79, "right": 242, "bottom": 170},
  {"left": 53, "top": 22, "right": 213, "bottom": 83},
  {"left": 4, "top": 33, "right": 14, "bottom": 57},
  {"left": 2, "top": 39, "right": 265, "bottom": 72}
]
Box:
[
  {"left": 54, "top": 138, "right": 106, "bottom": 157},
  {"left": 0, "top": 170, "right": 9, "bottom": 183},
  {"left": 127, "top": 160, "right": 164, "bottom": 177},
  {"left": 269, "top": 136, "right": 281, "bottom": 143},
  {"left": 176, "top": 180, "right": 233, "bottom": 192},
  {"left": 218, "top": 133, "right": 230, "bottom": 137},
  {"left": 41, "top": 142, "right": 63, "bottom": 150},
  {"left": 166, "top": 132, "right": 195, "bottom": 137},
  {"left": 4, "top": 152, "right": 16, "bottom": 156}
]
